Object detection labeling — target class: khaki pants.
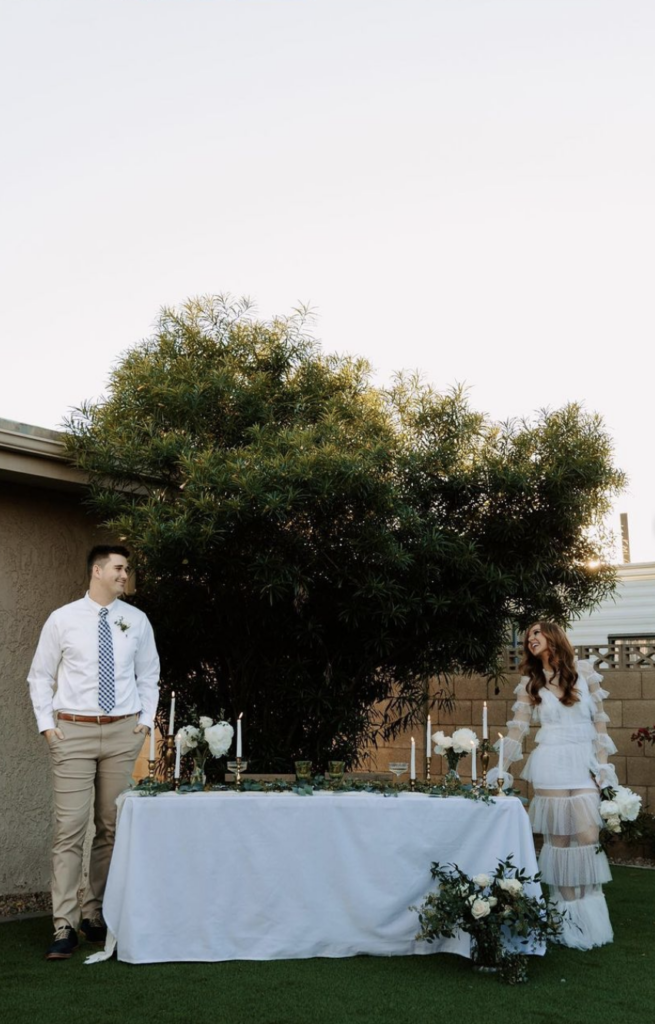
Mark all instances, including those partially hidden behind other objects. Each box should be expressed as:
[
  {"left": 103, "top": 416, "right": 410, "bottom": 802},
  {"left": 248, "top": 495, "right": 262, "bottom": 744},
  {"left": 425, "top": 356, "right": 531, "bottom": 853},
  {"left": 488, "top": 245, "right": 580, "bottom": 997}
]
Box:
[{"left": 47, "top": 716, "right": 145, "bottom": 930}]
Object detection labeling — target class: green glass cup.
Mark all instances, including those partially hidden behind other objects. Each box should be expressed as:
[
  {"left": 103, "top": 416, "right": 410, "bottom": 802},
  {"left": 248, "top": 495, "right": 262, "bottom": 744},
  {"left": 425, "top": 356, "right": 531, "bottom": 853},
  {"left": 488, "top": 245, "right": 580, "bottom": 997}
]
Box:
[
  {"left": 327, "top": 760, "right": 345, "bottom": 781},
  {"left": 294, "top": 760, "right": 313, "bottom": 782}
]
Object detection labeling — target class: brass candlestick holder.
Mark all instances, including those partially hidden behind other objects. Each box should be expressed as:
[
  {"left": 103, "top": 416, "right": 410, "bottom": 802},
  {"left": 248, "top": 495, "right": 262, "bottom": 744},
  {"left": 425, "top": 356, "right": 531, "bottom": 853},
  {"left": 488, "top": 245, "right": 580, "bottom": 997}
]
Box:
[
  {"left": 495, "top": 774, "right": 507, "bottom": 797},
  {"left": 228, "top": 758, "right": 248, "bottom": 788},
  {"left": 164, "top": 735, "right": 176, "bottom": 784},
  {"left": 480, "top": 738, "right": 490, "bottom": 789},
  {"left": 147, "top": 759, "right": 156, "bottom": 782},
  {"left": 410, "top": 776, "right": 417, "bottom": 791},
  {"left": 425, "top": 755, "right": 432, "bottom": 783}
]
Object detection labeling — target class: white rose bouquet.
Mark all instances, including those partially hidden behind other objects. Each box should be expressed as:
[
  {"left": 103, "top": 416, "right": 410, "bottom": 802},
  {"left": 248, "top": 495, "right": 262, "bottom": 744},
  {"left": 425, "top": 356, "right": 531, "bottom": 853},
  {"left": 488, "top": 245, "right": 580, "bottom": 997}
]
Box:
[
  {"left": 599, "top": 784, "right": 642, "bottom": 850},
  {"left": 412, "top": 855, "right": 563, "bottom": 984},
  {"left": 433, "top": 728, "right": 479, "bottom": 774},
  {"left": 177, "top": 713, "right": 235, "bottom": 784}
]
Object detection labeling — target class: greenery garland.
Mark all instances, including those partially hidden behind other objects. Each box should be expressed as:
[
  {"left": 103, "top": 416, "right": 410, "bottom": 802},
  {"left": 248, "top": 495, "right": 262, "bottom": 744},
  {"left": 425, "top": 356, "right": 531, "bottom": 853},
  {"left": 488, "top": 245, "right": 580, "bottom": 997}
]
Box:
[{"left": 133, "top": 773, "right": 507, "bottom": 802}]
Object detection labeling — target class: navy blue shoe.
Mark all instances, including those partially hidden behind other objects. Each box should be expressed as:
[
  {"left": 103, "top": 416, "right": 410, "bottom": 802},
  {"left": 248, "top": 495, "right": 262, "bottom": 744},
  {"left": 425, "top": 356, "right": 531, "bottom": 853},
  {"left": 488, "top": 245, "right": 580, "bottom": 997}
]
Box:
[
  {"left": 80, "top": 917, "right": 107, "bottom": 944},
  {"left": 45, "top": 927, "right": 79, "bottom": 960}
]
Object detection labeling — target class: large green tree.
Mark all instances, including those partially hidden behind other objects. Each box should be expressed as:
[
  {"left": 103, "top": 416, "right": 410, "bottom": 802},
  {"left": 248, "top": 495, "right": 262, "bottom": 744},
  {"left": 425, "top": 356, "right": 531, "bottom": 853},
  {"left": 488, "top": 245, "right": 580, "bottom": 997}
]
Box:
[{"left": 64, "top": 296, "right": 624, "bottom": 770}]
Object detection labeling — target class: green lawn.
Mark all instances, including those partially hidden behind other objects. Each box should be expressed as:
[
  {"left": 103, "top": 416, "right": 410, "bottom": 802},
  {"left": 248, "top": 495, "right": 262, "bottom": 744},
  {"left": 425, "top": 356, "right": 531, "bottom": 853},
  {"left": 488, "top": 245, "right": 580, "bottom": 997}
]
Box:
[{"left": 3, "top": 867, "right": 653, "bottom": 1024}]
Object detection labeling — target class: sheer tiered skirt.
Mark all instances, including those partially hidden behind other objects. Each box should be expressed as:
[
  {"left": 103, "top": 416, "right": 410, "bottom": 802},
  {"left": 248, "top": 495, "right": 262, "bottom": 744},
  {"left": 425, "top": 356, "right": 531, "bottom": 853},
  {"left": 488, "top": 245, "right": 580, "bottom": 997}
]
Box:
[{"left": 529, "top": 790, "right": 613, "bottom": 950}]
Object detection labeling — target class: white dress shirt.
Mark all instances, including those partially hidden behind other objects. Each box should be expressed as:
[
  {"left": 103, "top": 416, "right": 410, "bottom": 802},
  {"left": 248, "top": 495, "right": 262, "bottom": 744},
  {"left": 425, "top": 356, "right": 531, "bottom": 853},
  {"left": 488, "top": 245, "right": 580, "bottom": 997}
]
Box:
[{"left": 28, "top": 593, "right": 160, "bottom": 732}]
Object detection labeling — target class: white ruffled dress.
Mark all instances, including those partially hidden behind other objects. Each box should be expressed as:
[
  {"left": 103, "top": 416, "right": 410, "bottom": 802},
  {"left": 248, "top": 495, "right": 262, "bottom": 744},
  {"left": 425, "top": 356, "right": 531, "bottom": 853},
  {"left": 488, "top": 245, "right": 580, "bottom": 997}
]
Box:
[{"left": 503, "top": 659, "right": 616, "bottom": 950}]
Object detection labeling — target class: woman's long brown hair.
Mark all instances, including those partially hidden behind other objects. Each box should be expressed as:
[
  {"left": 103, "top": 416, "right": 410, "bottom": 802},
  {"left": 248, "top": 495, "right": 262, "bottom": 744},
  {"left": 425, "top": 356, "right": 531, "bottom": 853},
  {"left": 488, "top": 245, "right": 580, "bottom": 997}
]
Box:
[{"left": 519, "top": 622, "right": 579, "bottom": 706}]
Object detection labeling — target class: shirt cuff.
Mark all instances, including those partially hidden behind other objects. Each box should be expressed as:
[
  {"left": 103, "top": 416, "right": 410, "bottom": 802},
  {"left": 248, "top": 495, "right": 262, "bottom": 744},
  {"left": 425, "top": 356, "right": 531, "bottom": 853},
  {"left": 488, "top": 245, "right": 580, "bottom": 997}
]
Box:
[
  {"left": 37, "top": 713, "right": 56, "bottom": 733},
  {"left": 137, "top": 713, "right": 154, "bottom": 730}
]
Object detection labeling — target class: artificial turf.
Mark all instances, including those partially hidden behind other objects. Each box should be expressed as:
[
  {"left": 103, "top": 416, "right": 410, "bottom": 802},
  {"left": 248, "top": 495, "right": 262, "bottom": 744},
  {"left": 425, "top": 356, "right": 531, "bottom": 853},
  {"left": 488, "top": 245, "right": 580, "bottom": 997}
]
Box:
[{"left": 1, "top": 867, "right": 653, "bottom": 1024}]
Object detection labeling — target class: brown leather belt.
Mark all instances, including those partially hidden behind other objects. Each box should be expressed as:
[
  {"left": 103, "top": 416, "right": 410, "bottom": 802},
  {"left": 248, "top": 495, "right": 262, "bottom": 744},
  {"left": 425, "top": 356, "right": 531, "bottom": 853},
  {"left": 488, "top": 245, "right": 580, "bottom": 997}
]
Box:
[{"left": 57, "top": 713, "right": 136, "bottom": 724}]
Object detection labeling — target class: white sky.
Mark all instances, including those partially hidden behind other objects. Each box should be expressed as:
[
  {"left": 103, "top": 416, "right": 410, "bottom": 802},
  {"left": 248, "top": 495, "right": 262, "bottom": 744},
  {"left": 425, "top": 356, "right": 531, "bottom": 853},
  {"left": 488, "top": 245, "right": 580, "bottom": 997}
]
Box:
[{"left": 1, "top": 0, "right": 654, "bottom": 560}]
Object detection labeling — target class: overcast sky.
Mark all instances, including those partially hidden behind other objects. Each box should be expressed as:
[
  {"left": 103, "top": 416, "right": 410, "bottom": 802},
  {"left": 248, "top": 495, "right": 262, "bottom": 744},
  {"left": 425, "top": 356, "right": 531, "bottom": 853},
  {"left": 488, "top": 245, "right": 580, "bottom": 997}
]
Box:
[{"left": 2, "top": 0, "right": 653, "bottom": 561}]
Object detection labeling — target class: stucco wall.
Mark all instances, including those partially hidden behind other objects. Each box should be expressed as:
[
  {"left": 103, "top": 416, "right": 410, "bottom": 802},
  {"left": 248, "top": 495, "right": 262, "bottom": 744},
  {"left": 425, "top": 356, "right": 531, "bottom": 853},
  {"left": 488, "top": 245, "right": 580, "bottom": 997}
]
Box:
[{"left": 0, "top": 481, "right": 108, "bottom": 894}]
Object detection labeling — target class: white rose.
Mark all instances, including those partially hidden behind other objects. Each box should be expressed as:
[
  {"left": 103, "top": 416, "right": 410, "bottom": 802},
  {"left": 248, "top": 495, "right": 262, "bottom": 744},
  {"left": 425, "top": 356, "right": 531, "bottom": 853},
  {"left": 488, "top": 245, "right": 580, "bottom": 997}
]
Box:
[
  {"left": 452, "top": 728, "right": 479, "bottom": 754},
  {"left": 613, "top": 786, "right": 641, "bottom": 822},
  {"left": 433, "top": 731, "right": 454, "bottom": 753},
  {"left": 472, "top": 873, "right": 491, "bottom": 888},
  {"left": 199, "top": 716, "right": 213, "bottom": 729},
  {"left": 488, "top": 897, "right": 498, "bottom": 908},
  {"left": 600, "top": 800, "right": 619, "bottom": 820},
  {"left": 498, "top": 878, "right": 523, "bottom": 895},
  {"left": 470, "top": 898, "right": 491, "bottom": 919},
  {"left": 205, "top": 721, "right": 235, "bottom": 757},
  {"left": 178, "top": 725, "right": 200, "bottom": 754},
  {"left": 606, "top": 815, "right": 622, "bottom": 833}
]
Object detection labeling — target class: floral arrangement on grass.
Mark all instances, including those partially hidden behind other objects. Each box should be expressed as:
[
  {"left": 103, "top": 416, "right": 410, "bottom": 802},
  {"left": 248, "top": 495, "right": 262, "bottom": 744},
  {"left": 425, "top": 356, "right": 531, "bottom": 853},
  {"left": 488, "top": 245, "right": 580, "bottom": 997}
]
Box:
[
  {"left": 177, "top": 715, "right": 234, "bottom": 784},
  {"left": 432, "top": 728, "right": 479, "bottom": 774},
  {"left": 412, "top": 855, "right": 563, "bottom": 984}
]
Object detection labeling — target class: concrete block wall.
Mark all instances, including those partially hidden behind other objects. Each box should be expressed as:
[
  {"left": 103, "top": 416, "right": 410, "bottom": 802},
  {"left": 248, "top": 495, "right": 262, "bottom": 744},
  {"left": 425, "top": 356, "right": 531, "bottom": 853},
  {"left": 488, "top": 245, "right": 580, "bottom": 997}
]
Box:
[{"left": 369, "top": 669, "right": 655, "bottom": 812}]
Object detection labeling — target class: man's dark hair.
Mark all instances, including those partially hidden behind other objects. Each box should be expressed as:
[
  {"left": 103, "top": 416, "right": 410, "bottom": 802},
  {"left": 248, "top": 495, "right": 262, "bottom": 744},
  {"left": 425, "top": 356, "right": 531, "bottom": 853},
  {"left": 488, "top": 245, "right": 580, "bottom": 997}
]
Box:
[{"left": 87, "top": 545, "right": 131, "bottom": 578}]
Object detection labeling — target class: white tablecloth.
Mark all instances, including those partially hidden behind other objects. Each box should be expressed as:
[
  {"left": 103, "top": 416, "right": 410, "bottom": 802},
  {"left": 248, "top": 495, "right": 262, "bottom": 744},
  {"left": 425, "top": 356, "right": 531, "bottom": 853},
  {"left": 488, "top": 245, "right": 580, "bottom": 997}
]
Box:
[{"left": 102, "top": 790, "right": 541, "bottom": 963}]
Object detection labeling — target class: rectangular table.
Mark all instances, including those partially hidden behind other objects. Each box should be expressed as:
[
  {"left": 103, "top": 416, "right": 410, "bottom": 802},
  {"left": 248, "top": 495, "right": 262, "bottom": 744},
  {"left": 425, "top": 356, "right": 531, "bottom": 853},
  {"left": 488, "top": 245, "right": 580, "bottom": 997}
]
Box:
[{"left": 99, "top": 790, "right": 541, "bottom": 964}]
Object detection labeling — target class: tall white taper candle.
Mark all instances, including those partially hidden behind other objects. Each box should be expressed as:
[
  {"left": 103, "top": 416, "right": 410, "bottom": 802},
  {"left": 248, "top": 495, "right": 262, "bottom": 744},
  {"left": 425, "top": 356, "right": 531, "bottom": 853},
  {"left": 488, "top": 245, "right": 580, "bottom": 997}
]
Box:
[
  {"left": 168, "top": 691, "right": 176, "bottom": 736},
  {"left": 174, "top": 733, "right": 181, "bottom": 778}
]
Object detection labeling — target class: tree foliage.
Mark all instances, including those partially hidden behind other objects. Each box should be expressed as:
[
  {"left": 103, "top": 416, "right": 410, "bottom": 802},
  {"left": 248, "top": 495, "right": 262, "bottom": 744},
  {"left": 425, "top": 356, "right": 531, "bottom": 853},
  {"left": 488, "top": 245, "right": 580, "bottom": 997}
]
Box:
[{"left": 64, "top": 296, "right": 625, "bottom": 770}]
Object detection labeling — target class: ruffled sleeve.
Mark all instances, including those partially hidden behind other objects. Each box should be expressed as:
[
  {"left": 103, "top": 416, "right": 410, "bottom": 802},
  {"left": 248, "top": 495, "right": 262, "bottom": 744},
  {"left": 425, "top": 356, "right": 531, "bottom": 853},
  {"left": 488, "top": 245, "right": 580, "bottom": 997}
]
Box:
[
  {"left": 577, "top": 659, "right": 618, "bottom": 784},
  {"left": 493, "top": 678, "right": 533, "bottom": 765}
]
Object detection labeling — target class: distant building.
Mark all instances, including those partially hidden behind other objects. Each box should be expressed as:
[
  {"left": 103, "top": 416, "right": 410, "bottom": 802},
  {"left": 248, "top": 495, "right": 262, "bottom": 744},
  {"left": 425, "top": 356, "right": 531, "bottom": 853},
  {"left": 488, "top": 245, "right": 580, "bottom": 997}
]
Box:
[{"left": 568, "top": 562, "right": 655, "bottom": 647}]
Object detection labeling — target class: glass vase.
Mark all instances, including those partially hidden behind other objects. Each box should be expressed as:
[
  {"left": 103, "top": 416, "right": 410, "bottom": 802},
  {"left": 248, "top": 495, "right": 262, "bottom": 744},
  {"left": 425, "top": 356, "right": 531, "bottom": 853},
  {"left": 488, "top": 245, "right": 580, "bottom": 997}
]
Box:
[
  {"left": 190, "top": 756, "right": 207, "bottom": 788},
  {"left": 470, "top": 934, "right": 501, "bottom": 972}
]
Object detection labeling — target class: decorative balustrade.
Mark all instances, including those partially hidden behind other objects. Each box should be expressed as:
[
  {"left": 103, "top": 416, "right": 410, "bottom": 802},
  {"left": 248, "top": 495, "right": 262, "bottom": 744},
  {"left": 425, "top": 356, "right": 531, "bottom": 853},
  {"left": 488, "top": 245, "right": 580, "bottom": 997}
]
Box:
[{"left": 503, "top": 643, "right": 655, "bottom": 672}]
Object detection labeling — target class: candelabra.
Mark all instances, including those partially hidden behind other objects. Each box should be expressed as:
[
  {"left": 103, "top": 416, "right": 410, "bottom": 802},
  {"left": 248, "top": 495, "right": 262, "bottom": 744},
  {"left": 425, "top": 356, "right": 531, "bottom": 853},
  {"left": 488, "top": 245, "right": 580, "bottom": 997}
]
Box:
[
  {"left": 228, "top": 758, "right": 248, "bottom": 788},
  {"left": 495, "top": 774, "right": 507, "bottom": 797},
  {"left": 479, "top": 738, "right": 490, "bottom": 789},
  {"left": 164, "top": 735, "right": 176, "bottom": 784}
]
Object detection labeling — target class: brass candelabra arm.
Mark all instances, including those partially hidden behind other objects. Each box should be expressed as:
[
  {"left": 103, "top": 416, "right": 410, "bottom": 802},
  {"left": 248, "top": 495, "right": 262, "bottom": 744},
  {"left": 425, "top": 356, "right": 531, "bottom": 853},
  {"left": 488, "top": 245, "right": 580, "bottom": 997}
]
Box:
[
  {"left": 479, "top": 738, "right": 491, "bottom": 788},
  {"left": 164, "top": 735, "right": 175, "bottom": 784}
]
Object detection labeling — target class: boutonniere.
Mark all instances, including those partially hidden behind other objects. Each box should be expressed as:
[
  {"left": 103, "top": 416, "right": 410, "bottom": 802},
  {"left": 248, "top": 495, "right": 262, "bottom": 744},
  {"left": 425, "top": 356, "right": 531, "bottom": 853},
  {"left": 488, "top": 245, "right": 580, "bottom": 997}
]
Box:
[{"left": 114, "top": 616, "right": 131, "bottom": 633}]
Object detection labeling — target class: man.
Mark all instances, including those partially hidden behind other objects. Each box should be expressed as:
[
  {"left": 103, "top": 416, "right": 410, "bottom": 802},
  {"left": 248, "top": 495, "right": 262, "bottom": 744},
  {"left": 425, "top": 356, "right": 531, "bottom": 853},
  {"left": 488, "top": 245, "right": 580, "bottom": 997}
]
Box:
[{"left": 28, "top": 545, "right": 160, "bottom": 960}]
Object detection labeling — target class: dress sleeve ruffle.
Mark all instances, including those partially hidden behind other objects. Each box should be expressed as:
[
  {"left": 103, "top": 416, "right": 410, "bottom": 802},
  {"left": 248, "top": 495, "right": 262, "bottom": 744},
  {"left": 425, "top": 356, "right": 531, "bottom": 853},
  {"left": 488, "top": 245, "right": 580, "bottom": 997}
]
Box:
[
  {"left": 495, "top": 736, "right": 524, "bottom": 765},
  {"left": 589, "top": 686, "right": 610, "bottom": 702},
  {"left": 576, "top": 658, "right": 604, "bottom": 686},
  {"left": 593, "top": 732, "right": 618, "bottom": 756},
  {"left": 506, "top": 715, "right": 530, "bottom": 737},
  {"left": 494, "top": 679, "right": 533, "bottom": 764}
]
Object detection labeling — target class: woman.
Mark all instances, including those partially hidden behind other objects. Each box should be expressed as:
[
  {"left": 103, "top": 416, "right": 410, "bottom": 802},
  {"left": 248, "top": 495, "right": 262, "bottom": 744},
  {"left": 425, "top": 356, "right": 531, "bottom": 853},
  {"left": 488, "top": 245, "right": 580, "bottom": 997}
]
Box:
[{"left": 500, "top": 621, "right": 617, "bottom": 949}]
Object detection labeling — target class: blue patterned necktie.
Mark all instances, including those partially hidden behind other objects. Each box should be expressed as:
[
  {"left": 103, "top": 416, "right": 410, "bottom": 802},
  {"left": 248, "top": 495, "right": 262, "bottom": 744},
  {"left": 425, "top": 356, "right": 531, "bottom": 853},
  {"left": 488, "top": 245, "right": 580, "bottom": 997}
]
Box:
[{"left": 98, "top": 608, "right": 115, "bottom": 713}]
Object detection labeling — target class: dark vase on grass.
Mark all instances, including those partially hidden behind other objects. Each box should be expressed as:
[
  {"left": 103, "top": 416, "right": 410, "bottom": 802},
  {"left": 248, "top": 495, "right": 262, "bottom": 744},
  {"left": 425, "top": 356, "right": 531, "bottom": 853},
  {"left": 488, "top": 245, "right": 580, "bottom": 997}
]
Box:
[{"left": 470, "top": 933, "right": 501, "bottom": 972}]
